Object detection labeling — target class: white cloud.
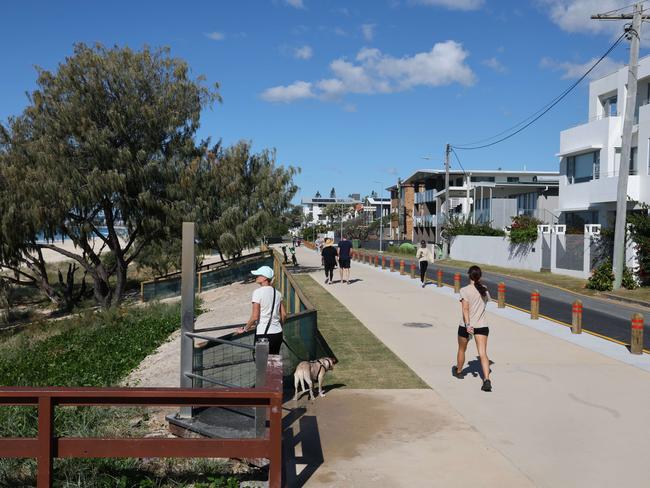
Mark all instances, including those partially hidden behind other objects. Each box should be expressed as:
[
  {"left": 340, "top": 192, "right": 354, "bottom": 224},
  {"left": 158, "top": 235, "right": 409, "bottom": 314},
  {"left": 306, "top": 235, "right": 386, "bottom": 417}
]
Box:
[
  {"left": 342, "top": 103, "right": 357, "bottom": 112},
  {"left": 539, "top": 1, "right": 630, "bottom": 34},
  {"left": 482, "top": 57, "right": 507, "bottom": 73},
  {"left": 205, "top": 31, "right": 225, "bottom": 41},
  {"left": 410, "top": 0, "right": 484, "bottom": 11},
  {"left": 261, "top": 41, "right": 476, "bottom": 103},
  {"left": 285, "top": 0, "right": 305, "bottom": 8},
  {"left": 540, "top": 56, "right": 624, "bottom": 79},
  {"left": 294, "top": 45, "right": 313, "bottom": 60},
  {"left": 361, "top": 23, "right": 376, "bottom": 41},
  {"left": 260, "top": 81, "right": 314, "bottom": 103}
]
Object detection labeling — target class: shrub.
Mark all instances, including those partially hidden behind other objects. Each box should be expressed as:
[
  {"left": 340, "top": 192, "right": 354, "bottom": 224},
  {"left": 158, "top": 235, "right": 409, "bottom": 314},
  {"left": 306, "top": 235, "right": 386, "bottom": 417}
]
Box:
[
  {"left": 509, "top": 215, "right": 543, "bottom": 245},
  {"left": 445, "top": 214, "right": 505, "bottom": 238},
  {"left": 586, "top": 261, "right": 638, "bottom": 291},
  {"left": 399, "top": 243, "right": 417, "bottom": 254}
]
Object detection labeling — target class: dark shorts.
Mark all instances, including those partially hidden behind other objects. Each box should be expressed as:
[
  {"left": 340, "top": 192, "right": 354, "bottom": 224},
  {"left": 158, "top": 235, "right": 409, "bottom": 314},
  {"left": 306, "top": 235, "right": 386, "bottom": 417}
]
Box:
[
  {"left": 458, "top": 326, "right": 489, "bottom": 339},
  {"left": 255, "top": 332, "right": 283, "bottom": 354},
  {"left": 339, "top": 258, "right": 351, "bottom": 269}
]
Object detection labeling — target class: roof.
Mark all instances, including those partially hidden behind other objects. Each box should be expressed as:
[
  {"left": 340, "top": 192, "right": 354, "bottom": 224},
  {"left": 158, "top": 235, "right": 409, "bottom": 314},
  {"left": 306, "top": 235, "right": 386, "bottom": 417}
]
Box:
[
  {"left": 403, "top": 168, "right": 559, "bottom": 184},
  {"left": 301, "top": 197, "right": 362, "bottom": 205}
]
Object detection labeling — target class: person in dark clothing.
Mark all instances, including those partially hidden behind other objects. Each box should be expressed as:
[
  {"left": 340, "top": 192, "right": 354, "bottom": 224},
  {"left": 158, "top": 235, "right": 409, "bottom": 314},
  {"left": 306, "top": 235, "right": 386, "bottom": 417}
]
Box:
[
  {"left": 321, "top": 238, "right": 338, "bottom": 284},
  {"left": 337, "top": 236, "right": 353, "bottom": 284}
]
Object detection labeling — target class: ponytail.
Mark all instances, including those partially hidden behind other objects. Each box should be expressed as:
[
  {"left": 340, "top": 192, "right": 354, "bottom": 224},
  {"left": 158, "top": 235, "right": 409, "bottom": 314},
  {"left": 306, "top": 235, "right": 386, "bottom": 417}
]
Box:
[{"left": 468, "top": 265, "right": 487, "bottom": 298}]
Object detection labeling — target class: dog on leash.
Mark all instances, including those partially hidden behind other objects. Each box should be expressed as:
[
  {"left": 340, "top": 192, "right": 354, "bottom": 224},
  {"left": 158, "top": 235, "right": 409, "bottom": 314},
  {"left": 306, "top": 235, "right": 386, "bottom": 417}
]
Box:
[{"left": 293, "top": 357, "right": 336, "bottom": 401}]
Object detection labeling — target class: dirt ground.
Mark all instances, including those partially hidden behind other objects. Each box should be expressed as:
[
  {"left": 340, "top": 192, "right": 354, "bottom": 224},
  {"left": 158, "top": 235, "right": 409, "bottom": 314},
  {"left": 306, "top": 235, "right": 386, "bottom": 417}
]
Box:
[{"left": 124, "top": 280, "right": 258, "bottom": 388}]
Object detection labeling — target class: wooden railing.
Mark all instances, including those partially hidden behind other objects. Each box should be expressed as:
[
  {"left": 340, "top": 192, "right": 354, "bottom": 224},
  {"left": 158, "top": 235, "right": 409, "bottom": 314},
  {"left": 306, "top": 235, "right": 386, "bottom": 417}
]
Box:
[{"left": 0, "top": 357, "right": 283, "bottom": 488}]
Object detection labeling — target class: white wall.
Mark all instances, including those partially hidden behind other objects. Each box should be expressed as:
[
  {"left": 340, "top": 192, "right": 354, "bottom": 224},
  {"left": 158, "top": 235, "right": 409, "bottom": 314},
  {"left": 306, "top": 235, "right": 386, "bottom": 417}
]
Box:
[{"left": 450, "top": 235, "right": 542, "bottom": 271}]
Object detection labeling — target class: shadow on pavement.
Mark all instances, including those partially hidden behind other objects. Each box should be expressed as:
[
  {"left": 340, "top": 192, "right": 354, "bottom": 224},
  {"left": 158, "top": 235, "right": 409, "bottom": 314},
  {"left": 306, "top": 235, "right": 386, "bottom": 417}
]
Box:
[
  {"left": 283, "top": 406, "right": 324, "bottom": 488},
  {"left": 462, "top": 357, "right": 495, "bottom": 379}
]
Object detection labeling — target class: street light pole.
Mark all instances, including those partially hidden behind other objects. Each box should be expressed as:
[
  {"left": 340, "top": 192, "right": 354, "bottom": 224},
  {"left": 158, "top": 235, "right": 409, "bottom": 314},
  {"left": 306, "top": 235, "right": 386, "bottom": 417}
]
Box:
[{"left": 373, "top": 180, "right": 385, "bottom": 252}]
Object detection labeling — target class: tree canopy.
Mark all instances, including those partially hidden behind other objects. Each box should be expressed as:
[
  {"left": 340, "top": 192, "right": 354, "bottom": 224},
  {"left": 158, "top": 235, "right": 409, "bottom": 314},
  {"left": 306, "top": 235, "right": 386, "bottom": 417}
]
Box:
[{"left": 1, "top": 44, "right": 299, "bottom": 311}]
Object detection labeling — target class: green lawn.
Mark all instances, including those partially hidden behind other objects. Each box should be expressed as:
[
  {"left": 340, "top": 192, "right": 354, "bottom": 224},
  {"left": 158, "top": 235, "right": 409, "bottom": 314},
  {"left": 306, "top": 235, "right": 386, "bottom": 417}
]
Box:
[{"left": 292, "top": 274, "right": 428, "bottom": 390}]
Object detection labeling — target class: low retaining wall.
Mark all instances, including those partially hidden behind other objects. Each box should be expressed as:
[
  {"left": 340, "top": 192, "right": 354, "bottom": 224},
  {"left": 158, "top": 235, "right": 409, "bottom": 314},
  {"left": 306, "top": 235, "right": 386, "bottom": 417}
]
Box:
[{"left": 450, "top": 235, "right": 542, "bottom": 271}]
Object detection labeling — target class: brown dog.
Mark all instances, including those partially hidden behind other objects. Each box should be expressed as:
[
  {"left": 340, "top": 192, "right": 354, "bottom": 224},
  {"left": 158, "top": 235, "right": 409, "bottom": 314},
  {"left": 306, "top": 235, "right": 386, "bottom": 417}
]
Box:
[{"left": 293, "top": 357, "right": 336, "bottom": 400}]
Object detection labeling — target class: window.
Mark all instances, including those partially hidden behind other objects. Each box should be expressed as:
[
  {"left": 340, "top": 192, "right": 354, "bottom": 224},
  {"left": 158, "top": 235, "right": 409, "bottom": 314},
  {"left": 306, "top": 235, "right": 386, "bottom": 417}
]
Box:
[
  {"left": 601, "top": 95, "right": 617, "bottom": 116},
  {"left": 567, "top": 150, "right": 599, "bottom": 184},
  {"left": 507, "top": 177, "right": 519, "bottom": 183},
  {"left": 630, "top": 146, "right": 638, "bottom": 175},
  {"left": 470, "top": 176, "right": 495, "bottom": 182},
  {"left": 514, "top": 192, "right": 537, "bottom": 214}
]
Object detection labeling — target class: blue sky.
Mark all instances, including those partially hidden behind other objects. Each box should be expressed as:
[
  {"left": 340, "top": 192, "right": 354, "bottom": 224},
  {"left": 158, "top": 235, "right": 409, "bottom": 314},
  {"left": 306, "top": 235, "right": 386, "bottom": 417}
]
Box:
[{"left": 0, "top": 0, "right": 641, "bottom": 201}]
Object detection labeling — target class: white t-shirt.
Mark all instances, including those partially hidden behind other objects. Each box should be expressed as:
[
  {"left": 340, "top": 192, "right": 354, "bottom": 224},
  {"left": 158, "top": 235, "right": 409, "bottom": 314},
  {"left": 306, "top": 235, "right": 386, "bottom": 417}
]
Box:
[{"left": 252, "top": 286, "right": 283, "bottom": 335}]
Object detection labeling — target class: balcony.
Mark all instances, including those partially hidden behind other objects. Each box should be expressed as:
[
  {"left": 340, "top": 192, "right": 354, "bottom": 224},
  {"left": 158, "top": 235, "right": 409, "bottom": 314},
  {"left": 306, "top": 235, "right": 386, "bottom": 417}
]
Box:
[
  {"left": 414, "top": 214, "right": 437, "bottom": 228},
  {"left": 415, "top": 189, "right": 437, "bottom": 204}
]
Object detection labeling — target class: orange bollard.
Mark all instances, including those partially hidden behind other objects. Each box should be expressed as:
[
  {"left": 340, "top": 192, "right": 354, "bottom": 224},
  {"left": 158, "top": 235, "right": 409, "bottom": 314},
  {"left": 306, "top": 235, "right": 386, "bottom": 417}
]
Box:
[
  {"left": 437, "top": 269, "right": 443, "bottom": 287},
  {"left": 530, "top": 290, "right": 540, "bottom": 320},
  {"left": 390, "top": 258, "right": 395, "bottom": 272},
  {"left": 381, "top": 255, "right": 386, "bottom": 269},
  {"left": 410, "top": 262, "right": 416, "bottom": 279},
  {"left": 571, "top": 300, "right": 583, "bottom": 334},
  {"left": 497, "top": 282, "right": 506, "bottom": 308},
  {"left": 631, "top": 313, "right": 644, "bottom": 354},
  {"left": 453, "top": 273, "right": 461, "bottom": 293},
  {"left": 399, "top": 260, "right": 405, "bottom": 275},
  {"left": 374, "top": 255, "right": 379, "bottom": 267}
]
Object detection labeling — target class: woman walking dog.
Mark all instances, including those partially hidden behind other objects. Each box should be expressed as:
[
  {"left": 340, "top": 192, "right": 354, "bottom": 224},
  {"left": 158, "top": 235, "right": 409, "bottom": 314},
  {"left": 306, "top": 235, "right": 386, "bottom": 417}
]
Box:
[
  {"left": 415, "top": 240, "right": 433, "bottom": 288},
  {"left": 235, "top": 265, "right": 286, "bottom": 354},
  {"left": 453, "top": 265, "right": 493, "bottom": 392}
]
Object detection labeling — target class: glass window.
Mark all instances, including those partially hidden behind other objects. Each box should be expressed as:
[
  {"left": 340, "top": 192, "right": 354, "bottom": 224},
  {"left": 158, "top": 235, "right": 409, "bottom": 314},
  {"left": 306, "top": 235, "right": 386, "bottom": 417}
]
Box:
[
  {"left": 602, "top": 95, "right": 617, "bottom": 116},
  {"left": 630, "top": 146, "right": 638, "bottom": 175},
  {"left": 507, "top": 177, "right": 519, "bottom": 183},
  {"left": 567, "top": 150, "right": 599, "bottom": 184}
]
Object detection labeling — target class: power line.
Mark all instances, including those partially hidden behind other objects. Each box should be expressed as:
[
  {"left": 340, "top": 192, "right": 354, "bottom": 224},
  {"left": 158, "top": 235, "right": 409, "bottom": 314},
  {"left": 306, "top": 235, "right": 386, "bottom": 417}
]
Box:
[{"left": 452, "top": 31, "right": 627, "bottom": 151}]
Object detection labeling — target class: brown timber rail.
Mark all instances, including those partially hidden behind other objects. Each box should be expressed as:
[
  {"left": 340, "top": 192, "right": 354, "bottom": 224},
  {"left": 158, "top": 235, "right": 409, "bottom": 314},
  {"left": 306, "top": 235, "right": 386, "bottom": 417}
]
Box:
[{"left": 0, "top": 357, "right": 283, "bottom": 488}]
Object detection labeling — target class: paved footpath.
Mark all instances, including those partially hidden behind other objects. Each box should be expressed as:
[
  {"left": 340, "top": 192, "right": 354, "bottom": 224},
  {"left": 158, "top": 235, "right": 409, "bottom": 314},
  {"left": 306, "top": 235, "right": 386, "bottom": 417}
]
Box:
[{"left": 290, "top": 245, "right": 650, "bottom": 488}]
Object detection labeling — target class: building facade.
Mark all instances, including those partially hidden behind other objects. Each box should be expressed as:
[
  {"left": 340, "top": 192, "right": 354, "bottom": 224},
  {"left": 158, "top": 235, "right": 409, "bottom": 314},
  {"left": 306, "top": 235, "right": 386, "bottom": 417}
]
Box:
[
  {"left": 301, "top": 191, "right": 362, "bottom": 226},
  {"left": 558, "top": 55, "right": 650, "bottom": 229},
  {"left": 396, "top": 169, "right": 559, "bottom": 244}
]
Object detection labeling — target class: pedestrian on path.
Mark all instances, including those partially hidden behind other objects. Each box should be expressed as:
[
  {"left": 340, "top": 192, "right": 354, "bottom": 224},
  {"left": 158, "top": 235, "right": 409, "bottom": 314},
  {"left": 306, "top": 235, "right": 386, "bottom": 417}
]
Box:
[
  {"left": 321, "top": 238, "right": 338, "bottom": 284},
  {"left": 235, "top": 265, "right": 286, "bottom": 354},
  {"left": 415, "top": 240, "right": 433, "bottom": 288},
  {"left": 315, "top": 236, "right": 324, "bottom": 255},
  {"left": 453, "top": 265, "right": 492, "bottom": 392},
  {"left": 337, "top": 235, "right": 353, "bottom": 284}
]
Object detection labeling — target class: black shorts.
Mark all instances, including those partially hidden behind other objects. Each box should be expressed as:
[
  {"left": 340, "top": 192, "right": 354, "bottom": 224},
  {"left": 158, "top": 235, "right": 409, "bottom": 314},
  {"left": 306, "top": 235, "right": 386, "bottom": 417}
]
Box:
[
  {"left": 339, "top": 258, "right": 351, "bottom": 269},
  {"left": 255, "top": 332, "right": 283, "bottom": 354},
  {"left": 458, "top": 326, "right": 489, "bottom": 338}
]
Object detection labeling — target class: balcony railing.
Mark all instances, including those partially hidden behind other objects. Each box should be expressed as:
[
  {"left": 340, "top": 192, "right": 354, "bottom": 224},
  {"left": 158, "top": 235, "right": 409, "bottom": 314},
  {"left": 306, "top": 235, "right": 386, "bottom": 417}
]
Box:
[
  {"left": 415, "top": 189, "right": 437, "bottom": 204},
  {"left": 414, "top": 214, "right": 437, "bottom": 227}
]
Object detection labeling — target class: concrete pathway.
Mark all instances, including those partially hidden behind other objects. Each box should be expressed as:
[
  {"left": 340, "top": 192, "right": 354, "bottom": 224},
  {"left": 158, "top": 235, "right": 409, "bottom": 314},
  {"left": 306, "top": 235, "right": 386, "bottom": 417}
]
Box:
[{"left": 291, "top": 245, "right": 650, "bottom": 488}]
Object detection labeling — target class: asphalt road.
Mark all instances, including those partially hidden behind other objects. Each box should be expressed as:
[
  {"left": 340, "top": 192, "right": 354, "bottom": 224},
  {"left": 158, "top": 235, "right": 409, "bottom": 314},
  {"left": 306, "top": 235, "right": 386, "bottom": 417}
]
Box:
[{"left": 358, "top": 252, "right": 650, "bottom": 351}]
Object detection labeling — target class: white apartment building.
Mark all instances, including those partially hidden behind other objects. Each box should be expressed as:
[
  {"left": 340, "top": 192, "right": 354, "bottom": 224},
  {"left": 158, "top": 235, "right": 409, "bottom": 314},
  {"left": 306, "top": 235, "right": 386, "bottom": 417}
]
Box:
[
  {"left": 301, "top": 192, "right": 362, "bottom": 226},
  {"left": 558, "top": 55, "right": 650, "bottom": 229}
]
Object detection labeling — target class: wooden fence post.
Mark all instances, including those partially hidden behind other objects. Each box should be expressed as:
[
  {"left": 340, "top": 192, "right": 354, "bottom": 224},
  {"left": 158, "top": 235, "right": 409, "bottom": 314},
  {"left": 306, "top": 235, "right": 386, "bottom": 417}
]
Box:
[
  {"left": 571, "top": 300, "right": 582, "bottom": 334},
  {"left": 631, "top": 313, "right": 644, "bottom": 355},
  {"left": 530, "top": 290, "right": 540, "bottom": 320},
  {"left": 497, "top": 282, "right": 506, "bottom": 308}
]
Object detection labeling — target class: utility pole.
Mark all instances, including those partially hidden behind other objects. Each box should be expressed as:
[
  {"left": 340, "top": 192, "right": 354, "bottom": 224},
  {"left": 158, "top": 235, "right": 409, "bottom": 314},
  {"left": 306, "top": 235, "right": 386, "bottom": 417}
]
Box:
[
  {"left": 592, "top": 3, "right": 649, "bottom": 289},
  {"left": 443, "top": 143, "right": 451, "bottom": 258}
]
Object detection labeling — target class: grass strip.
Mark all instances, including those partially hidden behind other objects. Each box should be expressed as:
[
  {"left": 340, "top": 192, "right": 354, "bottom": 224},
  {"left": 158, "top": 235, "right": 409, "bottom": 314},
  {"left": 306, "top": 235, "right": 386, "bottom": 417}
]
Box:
[{"left": 293, "top": 274, "right": 428, "bottom": 390}]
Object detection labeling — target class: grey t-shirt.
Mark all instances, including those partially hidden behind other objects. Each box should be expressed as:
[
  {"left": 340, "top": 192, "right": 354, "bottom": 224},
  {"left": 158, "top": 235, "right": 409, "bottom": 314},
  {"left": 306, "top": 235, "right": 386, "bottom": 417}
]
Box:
[{"left": 460, "top": 284, "right": 490, "bottom": 328}]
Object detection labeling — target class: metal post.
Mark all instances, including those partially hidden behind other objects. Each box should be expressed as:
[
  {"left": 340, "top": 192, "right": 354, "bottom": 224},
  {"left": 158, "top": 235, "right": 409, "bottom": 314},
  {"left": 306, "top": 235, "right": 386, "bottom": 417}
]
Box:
[
  {"left": 179, "top": 222, "right": 196, "bottom": 418},
  {"left": 255, "top": 339, "right": 269, "bottom": 437},
  {"left": 37, "top": 396, "right": 54, "bottom": 488}
]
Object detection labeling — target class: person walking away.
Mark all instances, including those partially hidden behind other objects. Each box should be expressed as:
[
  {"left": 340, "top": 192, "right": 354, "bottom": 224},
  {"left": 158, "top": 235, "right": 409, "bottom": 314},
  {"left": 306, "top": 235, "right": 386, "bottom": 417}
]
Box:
[
  {"left": 337, "top": 235, "right": 353, "bottom": 284},
  {"left": 453, "top": 265, "right": 492, "bottom": 392},
  {"left": 321, "top": 238, "right": 338, "bottom": 284},
  {"left": 415, "top": 240, "right": 433, "bottom": 288},
  {"left": 315, "top": 236, "right": 323, "bottom": 255},
  {"left": 235, "top": 266, "right": 286, "bottom": 354}
]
